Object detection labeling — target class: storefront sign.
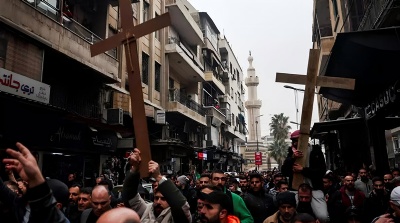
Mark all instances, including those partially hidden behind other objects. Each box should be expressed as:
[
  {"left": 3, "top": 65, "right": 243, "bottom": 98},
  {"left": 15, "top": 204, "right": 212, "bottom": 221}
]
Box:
[
  {"left": 198, "top": 152, "right": 207, "bottom": 160},
  {"left": 0, "top": 68, "right": 51, "bottom": 104},
  {"left": 365, "top": 82, "right": 400, "bottom": 119},
  {"left": 255, "top": 152, "right": 262, "bottom": 165}
]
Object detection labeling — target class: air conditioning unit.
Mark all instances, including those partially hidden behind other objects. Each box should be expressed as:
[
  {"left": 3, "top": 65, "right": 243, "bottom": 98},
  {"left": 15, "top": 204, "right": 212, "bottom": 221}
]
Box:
[{"left": 107, "top": 108, "right": 123, "bottom": 125}]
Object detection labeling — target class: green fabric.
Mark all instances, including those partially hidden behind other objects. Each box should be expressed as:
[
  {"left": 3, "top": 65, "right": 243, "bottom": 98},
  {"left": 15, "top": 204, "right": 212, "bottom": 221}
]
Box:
[{"left": 224, "top": 187, "right": 254, "bottom": 223}]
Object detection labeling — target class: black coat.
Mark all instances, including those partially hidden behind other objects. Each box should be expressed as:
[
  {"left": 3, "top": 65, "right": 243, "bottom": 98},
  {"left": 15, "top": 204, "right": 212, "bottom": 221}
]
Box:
[
  {"left": 281, "top": 145, "right": 326, "bottom": 190},
  {"left": 242, "top": 189, "right": 277, "bottom": 223}
]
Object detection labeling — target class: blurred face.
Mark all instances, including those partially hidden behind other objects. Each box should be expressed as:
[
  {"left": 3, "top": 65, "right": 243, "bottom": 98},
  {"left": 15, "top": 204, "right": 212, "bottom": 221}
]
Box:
[
  {"left": 384, "top": 174, "right": 393, "bottom": 184},
  {"left": 199, "top": 177, "right": 209, "bottom": 188},
  {"left": 250, "top": 177, "right": 263, "bottom": 192},
  {"left": 298, "top": 189, "right": 312, "bottom": 203},
  {"left": 175, "top": 180, "right": 182, "bottom": 188},
  {"left": 347, "top": 218, "right": 361, "bottom": 223},
  {"left": 69, "top": 186, "right": 80, "bottom": 204},
  {"left": 344, "top": 176, "right": 355, "bottom": 190},
  {"left": 197, "top": 199, "right": 204, "bottom": 212},
  {"left": 390, "top": 201, "right": 400, "bottom": 218},
  {"left": 200, "top": 201, "right": 226, "bottom": 223},
  {"left": 373, "top": 180, "right": 384, "bottom": 193},
  {"left": 211, "top": 173, "right": 227, "bottom": 190},
  {"left": 291, "top": 138, "right": 298, "bottom": 148},
  {"left": 228, "top": 184, "right": 236, "bottom": 191},
  {"left": 91, "top": 187, "right": 111, "bottom": 217},
  {"left": 96, "top": 177, "right": 103, "bottom": 185},
  {"left": 279, "top": 204, "right": 296, "bottom": 222},
  {"left": 278, "top": 183, "right": 289, "bottom": 193},
  {"left": 274, "top": 176, "right": 283, "bottom": 185},
  {"left": 68, "top": 174, "right": 75, "bottom": 182},
  {"left": 323, "top": 178, "right": 332, "bottom": 190},
  {"left": 359, "top": 169, "right": 367, "bottom": 179},
  {"left": 153, "top": 191, "right": 169, "bottom": 216},
  {"left": 239, "top": 179, "right": 248, "bottom": 189},
  {"left": 394, "top": 171, "right": 400, "bottom": 178},
  {"left": 78, "top": 193, "right": 91, "bottom": 211}
]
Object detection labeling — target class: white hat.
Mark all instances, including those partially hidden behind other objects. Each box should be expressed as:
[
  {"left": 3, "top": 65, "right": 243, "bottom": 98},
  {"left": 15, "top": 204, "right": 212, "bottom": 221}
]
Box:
[{"left": 390, "top": 186, "right": 400, "bottom": 206}]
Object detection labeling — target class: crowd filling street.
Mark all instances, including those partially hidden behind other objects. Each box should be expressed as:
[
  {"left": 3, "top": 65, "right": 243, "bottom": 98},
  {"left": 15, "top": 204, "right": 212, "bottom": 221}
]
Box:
[{"left": 1, "top": 131, "right": 400, "bottom": 223}]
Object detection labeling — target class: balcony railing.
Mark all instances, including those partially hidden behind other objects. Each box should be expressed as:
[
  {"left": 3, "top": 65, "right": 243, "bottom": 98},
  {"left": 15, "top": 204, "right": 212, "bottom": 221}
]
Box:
[
  {"left": 358, "top": 0, "right": 392, "bottom": 31},
  {"left": 50, "top": 88, "right": 100, "bottom": 119},
  {"left": 168, "top": 36, "right": 202, "bottom": 68},
  {"left": 22, "top": 0, "right": 117, "bottom": 58},
  {"left": 169, "top": 89, "right": 205, "bottom": 116}
]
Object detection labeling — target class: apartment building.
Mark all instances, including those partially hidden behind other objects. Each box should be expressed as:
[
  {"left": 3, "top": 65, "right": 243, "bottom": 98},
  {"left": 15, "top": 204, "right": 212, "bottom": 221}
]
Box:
[
  {"left": 311, "top": 0, "right": 400, "bottom": 173},
  {"left": 0, "top": 0, "right": 247, "bottom": 181}
]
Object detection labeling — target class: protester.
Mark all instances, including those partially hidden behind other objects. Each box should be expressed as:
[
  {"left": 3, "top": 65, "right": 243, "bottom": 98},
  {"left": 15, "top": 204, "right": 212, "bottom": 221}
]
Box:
[
  {"left": 122, "top": 148, "right": 191, "bottom": 222},
  {"left": 80, "top": 185, "right": 112, "bottom": 223},
  {"left": 3, "top": 142, "right": 69, "bottom": 222},
  {"left": 243, "top": 172, "right": 276, "bottom": 223},
  {"left": 210, "top": 169, "right": 254, "bottom": 223},
  {"left": 198, "top": 186, "right": 240, "bottom": 223},
  {"left": 263, "top": 191, "right": 297, "bottom": 223}
]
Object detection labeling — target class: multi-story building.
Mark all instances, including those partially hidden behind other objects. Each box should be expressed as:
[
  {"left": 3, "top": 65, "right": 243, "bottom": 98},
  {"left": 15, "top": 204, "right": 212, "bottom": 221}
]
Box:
[
  {"left": 311, "top": 0, "right": 400, "bottom": 174},
  {"left": 219, "top": 37, "right": 246, "bottom": 172},
  {"left": 0, "top": 0, "right": 247, "bottom": 183}
]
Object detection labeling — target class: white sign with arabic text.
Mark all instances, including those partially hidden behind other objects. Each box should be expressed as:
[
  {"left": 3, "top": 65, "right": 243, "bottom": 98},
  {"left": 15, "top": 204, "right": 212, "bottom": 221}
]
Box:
[{"left": 0, "top": 68, "right": 50, "bottom": 104}]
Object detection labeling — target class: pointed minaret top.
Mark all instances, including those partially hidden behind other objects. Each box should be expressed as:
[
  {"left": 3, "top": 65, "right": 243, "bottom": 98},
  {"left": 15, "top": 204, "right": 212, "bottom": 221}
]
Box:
[{"left": 248, "top": 51, "right": 254, "bottom": 70}]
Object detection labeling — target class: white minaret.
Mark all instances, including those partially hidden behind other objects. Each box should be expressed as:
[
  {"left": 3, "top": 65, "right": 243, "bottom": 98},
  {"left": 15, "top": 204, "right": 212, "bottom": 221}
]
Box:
[{"left": 245, "top": 51, "right": 262, "bottom": 142}]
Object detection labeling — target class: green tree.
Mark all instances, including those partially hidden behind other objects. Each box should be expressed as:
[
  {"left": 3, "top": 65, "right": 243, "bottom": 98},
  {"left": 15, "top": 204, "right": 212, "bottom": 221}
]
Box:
[
  {"left": 268, "top": 113, "right": 291, "bottom": 169},
  {"left": 268, "top": 139, "right": 288, "bottom": 168},
  {"left": 269, "top": 113, "right": 291, "bottom": 139}
]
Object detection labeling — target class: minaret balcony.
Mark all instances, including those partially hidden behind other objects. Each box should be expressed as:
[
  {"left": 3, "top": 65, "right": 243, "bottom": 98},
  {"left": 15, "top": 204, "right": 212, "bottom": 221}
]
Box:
[
  {"left": 245, "top": 76, "right": 259, "bottom": 86},
  {"left": 245, "top": 100, "right": 262, "bottom": 108}
]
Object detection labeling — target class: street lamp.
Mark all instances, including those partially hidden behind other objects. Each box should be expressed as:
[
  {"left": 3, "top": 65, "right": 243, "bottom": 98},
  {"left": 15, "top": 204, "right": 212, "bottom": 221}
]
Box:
[{"left": 283, "top": 85, "right": 305, "bottom": 129}]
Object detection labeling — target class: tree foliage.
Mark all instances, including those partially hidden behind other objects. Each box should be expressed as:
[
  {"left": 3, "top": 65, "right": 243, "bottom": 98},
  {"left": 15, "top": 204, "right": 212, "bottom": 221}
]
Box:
[{"left": 268, "top": 113, "right": 291, "bottom": 168}]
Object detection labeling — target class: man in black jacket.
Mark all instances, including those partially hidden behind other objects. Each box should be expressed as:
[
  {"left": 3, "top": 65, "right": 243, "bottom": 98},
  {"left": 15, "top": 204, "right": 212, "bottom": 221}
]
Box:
[
  {"left": 281, "top": 130, "right": 328, "bottom": 222},
  {"left": 242, "top": 173, "right": 276, "bottom": 223},
  {"left": 3, "top": 142, "right": 69, "bottom": 223}
]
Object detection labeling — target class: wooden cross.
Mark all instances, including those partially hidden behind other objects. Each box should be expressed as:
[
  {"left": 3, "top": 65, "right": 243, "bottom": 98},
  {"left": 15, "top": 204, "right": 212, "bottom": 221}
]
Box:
[
  {"left": 90, "top": 0, "right": 171, "bottom": 177},
  {"left": 276, "top": 49, "right": 355, "bottom": 189}
]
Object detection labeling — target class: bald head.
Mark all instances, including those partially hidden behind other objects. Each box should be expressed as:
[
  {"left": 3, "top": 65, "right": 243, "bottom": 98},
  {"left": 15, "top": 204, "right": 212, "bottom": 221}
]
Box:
[{"left": 97, "top": 207, "right": 140, "bottom": 223}]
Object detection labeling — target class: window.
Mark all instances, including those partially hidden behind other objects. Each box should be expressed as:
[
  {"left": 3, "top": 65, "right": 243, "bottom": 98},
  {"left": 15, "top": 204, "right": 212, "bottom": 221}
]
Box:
[
  {"left": 0, "top": 38, "right": 7, "bottom": 68},
  {"left": 142, "top": 52, "right": 149, "bottom": 84},
  {"left": 155, "top": 62, "right": 161, "bottom": 92},
  {"left": 231, "top": 87, "right": 233, "bottom": 98},
  {"left": 332, "top": 0, "right": 339, "bottom": 18},
  {"left": 169, "top": 78, "right": 174, "bottom": 89},
  {"left": 155, "top": 13, "right": 160, "bottom": 40},
  {"left": 143, "top": 1, "right": 149, "bottom": 22}
]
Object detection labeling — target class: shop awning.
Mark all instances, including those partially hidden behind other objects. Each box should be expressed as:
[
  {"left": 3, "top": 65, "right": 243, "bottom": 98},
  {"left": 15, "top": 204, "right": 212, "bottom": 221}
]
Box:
[
  {"left": 311, "top": 118, "right": 364, "bottom": 138},
  {"left": 319, "top": 27, "right": 400, "bottom": 107},
  {"left": 311, "top": 117, "right": 400, "bottom": 138}
]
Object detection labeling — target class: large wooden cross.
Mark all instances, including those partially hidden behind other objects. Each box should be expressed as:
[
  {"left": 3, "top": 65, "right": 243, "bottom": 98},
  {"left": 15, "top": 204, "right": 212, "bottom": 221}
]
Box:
[
  {"left": 276, "top": 49, "right": 355, "bottom": 189},
  {"left": 90, "top": 0, "right": 171, "bottom": 177}
]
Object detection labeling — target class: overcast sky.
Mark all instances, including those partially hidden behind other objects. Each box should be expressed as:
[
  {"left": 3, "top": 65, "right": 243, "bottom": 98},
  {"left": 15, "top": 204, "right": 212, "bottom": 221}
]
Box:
[{"left": 189, "top": 0, "right": 319, "bottom": 136}]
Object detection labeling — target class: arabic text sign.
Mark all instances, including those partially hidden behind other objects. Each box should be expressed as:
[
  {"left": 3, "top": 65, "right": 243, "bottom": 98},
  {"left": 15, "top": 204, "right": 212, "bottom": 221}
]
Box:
[{"left": 0, "top": 68, "right": 51, "bottom": 104}]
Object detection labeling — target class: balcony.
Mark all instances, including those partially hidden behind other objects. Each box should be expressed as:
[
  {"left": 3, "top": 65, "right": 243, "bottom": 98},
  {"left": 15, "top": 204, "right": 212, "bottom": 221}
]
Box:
[
  {"left": 245, "top": 76, "right": 259, "bottom": 86},
  {"left": 166, "top": 0, "right": 203, "bottom": 45},
  {"left": 205, "top": 71, "right": 225, "bottom": 94},
  {"left": 204, "top": 106, "right": 226, "bottom": 126},
  {"left": 167, "top": 89, "right": 207, "bottom": 126},
  {"left": 245, "top": 100, "right": 262, "bottom": 108},
  {"left": 166, "top": 38, "right": 205, "bottom": 83},
  {"left": 7, "top": 0, "right": 119, "bottom": 82}
]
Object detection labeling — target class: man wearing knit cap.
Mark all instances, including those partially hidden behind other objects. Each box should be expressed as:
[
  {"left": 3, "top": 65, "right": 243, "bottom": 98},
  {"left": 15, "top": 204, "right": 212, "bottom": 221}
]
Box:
[
  {"left": 263, "top": 191, "right": 297, "bottom": 223},
  {"left": 175, "top": 175, "right": 197, "bottom": 214}
]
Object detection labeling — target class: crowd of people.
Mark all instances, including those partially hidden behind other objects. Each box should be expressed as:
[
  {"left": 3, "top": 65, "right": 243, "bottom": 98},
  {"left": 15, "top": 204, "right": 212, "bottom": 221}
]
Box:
[{"left": 1, "top": 130, "right": 400, "bottom": 222}]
